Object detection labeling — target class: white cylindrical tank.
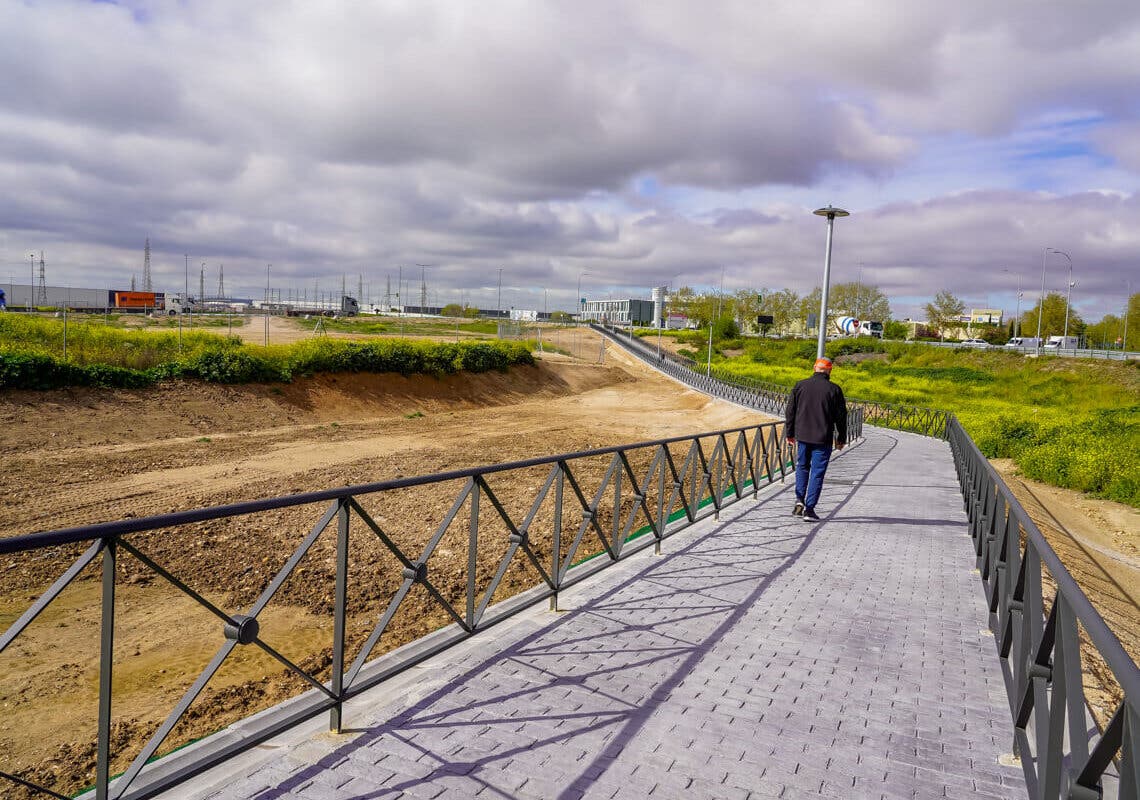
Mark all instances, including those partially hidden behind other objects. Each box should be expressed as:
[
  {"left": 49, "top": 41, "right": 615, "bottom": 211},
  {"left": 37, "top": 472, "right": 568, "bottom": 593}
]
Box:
[{"left": 652, "top": 286, "right": 666, "bottom": 328}]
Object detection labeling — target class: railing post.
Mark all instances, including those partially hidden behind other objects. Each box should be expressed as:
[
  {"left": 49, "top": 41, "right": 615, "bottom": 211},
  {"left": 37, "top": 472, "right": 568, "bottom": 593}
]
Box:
[
  {"left": 467, "top": 479, "right": 480, "bottom": 626},
  {"left": 329, "top": 497, "right": 350, "bottom": 733},
  {"left": 96, "top": 538, "right": 116, "bottom": 800},
  {"left": 656, "top": 446, "right": 665, "bottom": 555},
  {"left": 551, "top": 465, "right": 563, "bottom": 611}
]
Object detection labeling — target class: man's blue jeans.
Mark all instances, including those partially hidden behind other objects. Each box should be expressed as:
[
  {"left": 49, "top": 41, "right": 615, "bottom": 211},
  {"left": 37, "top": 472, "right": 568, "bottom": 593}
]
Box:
[{"left": 795, "top": 442, "right": 833, "bottom": 511}]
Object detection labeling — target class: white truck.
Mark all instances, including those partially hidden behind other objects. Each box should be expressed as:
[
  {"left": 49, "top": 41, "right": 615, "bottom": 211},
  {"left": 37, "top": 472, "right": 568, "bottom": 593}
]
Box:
[
  {"left": 1004, "top": 337, "right": 1041, "bottom": 348},
  {"left": 1043, "top": 335, "right": 1080, "bottom": 350},
  {"left": 164, "top": 294, "right": 198, "bottom": 315}
]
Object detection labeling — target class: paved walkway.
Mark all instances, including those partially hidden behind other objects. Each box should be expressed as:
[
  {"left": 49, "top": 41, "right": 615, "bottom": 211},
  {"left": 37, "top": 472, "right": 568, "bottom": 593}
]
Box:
[{"left": 176, "top": 429, "right": 1027, "bottom": 800}]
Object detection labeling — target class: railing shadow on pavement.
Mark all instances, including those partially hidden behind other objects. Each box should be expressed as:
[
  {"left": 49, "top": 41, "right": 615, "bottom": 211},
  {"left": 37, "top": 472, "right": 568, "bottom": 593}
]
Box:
[{"left": 230, "top": 433, "right": 889, "bottom": 800}]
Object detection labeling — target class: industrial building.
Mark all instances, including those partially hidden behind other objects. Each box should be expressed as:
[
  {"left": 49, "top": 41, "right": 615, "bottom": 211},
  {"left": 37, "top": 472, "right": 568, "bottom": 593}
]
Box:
[{"left": 579, "top": 297, "right": 658, "bottom": 326}]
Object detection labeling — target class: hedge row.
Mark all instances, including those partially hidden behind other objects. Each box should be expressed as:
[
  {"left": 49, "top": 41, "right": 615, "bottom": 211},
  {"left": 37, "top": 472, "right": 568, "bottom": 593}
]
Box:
[{"left": 0, "top": 339, "right": 535, "bottom": 390}]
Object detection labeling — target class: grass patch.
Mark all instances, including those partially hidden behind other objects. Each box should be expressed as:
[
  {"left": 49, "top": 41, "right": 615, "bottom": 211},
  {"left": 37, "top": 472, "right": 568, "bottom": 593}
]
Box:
[
  {"left": 712, "top": 339, "right": 1140, "bottom": 506},
  {"left": 0, "top": 315, "right": 535, "bottom": 390}
]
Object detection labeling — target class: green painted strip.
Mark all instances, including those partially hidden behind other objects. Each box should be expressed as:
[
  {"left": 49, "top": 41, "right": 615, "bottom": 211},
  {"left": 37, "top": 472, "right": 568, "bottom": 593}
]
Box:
[{"left": 566, "top": 459, "right": 793, "bottom": 568}]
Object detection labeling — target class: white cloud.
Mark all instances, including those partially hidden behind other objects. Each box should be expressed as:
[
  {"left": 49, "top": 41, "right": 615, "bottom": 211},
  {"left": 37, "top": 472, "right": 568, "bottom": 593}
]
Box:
[{"left": 0, "top": 0, "right": 1136, "bottom": 319}]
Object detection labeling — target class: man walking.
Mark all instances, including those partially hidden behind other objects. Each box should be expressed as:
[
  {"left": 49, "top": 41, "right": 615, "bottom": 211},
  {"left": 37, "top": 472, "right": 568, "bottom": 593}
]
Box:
[{"left": 784, "top": 357, "right": 847, "bottom": 521}]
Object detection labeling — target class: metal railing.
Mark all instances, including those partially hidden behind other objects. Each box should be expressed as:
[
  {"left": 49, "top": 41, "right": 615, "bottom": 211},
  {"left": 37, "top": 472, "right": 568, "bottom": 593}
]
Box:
[
  {"left": 603, "top": 321, "right": 1140, "bottom": 799},
  {"left": 1, "top": 421, "right": 803, "bottom": 800},
  {"left": 949, "top": 420, "right": 1138, "bottom": 799}
]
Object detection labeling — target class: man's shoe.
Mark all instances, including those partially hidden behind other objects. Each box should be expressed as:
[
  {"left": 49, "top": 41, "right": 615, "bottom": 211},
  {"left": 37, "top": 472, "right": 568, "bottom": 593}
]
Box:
[
  {"left": 802, "top": 508, "right": 821, "bottom": 522},
  {"left": 793, "top": 501, "right": 805, "bottom": 517}
]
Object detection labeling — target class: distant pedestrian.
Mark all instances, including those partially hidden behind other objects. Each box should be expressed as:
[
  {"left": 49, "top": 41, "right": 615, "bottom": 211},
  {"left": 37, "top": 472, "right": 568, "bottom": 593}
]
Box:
[{"left": 784, "top": 357, "right": 847, "bottom": 521}]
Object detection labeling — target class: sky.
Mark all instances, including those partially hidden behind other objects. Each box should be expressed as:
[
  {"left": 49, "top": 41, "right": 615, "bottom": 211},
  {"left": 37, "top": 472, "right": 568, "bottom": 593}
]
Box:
[{"left": 1, "top": 0, "right": 1138, "bottom": 321}]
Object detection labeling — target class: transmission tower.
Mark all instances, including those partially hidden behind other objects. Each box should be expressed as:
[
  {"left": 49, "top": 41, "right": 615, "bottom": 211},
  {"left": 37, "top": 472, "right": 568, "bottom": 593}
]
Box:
[
  {"left": 37, "top": 251, "right": 47, "bottom": 302},
  {"left": 217, "top": 264, "right": 225, "bottom": 299},
  {"left": 130, "top": 275, "right": 137, "bottom": 291},
  {"left": 142, "top": 238, "right": 152, "bottom": 293},
  {"left": 199, "top": 264, "right": 206, "bottom": 302},
  {"left": 385, "top": 274, "right": 391, "bottom": 310},
  {"left": 358, "top": 274, "right": 363, "bottom": 304},
  {"left": 416, "top": 264, "right": 434, "bottom": 311}
]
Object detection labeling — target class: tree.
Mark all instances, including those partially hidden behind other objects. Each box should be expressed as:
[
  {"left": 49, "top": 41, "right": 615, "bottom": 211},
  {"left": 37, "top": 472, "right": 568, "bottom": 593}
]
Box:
[
  {"left": 1085, "top": 314, "right": 1122, "bottom": 349},
  {"left": 764, "top": 288, "right": 801, "bottom": 335},
  {"left": 799, "top": 287, "right": 822, "bottom": 331},
  {"left": 883, "top": 320, "right": 908, "bottom": 340},
  {"left": 441, "top": 303, "right": 464, "bottom": 318},
  {"left": 828, "top": 282, "right": 891, "bottom": 322},
  {"left": 732, "top": 288, "right": 765, "bottom": 332},
  {"left": 924, "top": 290, "right": 965, "bottom": 337},
  {"left": 1021, "top": 292, "right": 1083, "bottom": 340}
]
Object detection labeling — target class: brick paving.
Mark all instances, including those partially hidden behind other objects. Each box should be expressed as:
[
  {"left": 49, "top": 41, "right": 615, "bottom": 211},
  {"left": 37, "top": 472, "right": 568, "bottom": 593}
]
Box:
[{"left": 175, "top": 428, "right": 1027, "bottom": 800}]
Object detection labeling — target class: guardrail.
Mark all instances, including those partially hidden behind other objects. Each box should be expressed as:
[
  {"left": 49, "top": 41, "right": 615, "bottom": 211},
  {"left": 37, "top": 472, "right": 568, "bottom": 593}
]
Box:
[
  {"left": 920, "top": 341, "right": 1138, "bottom": 361},
  {"left": 1, "top": 421, "right": 803, "bottom": 800},
  {"left": 602, "top": 321, "right": 1139, "bottom": 799},
  {"left": 949, "top": 420, "right": 1138, "bottom": 799}
]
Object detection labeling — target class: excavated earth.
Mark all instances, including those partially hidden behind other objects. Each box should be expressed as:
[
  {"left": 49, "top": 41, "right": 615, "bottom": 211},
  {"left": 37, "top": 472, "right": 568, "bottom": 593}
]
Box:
[{"left": 0, "top": 327, "right": 1136, "bottom": 797}]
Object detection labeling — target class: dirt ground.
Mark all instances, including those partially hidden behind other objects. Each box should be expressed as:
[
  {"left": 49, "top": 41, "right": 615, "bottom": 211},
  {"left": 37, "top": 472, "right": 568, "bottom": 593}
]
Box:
[{"left": 0, "top": 319, "right": 1136, "bottom": 796}]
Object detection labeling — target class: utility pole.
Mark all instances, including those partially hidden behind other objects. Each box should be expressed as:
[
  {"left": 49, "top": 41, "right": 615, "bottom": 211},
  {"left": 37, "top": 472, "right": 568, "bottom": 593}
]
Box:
[
  {"left": 416, "top": 264, "right": 435, "bottom": 312},
  {"left": 265, "top": 264, "right": 271, "bottom": 346},
  {"left": 217, "top": 264, "right": 225, "bottom": 300},
  {"left": 497, "top": 268, "right": 503, "bottom": 318},
  {"left": 143, "top": 238, "right": 152, "bottom": 293},
  {"left": 37, "top": 251, "right": 47, "bottom": 302}
]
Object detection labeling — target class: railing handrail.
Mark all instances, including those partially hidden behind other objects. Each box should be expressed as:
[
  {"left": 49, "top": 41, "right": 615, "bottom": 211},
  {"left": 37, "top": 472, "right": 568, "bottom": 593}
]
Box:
[{"left": 0, "top": 422, "right": 766, "bottom": 555}]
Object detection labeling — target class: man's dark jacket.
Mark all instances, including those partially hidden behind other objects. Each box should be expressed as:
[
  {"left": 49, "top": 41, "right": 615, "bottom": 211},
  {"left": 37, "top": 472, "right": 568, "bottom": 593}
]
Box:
[{"left": 784, "top": 372, "right": 847, "bottom": 447}]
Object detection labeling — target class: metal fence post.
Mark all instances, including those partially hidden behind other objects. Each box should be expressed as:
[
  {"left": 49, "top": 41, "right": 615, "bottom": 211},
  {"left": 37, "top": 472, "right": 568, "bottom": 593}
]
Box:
[
  {"left": 96, "top": 538, "right": 117, "bottom": 800},
  {"left": 329, "top": 497, "right": 350, "bottom": 733},
  {"left": 551, "top": 466, "right": 563, "bottom": 611}
]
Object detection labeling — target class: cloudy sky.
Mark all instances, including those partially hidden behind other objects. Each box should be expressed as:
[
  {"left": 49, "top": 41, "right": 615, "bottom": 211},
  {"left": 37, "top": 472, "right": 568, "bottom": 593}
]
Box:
[{"left": 2, "top": 0, "right": 1138, "bottom": 320}]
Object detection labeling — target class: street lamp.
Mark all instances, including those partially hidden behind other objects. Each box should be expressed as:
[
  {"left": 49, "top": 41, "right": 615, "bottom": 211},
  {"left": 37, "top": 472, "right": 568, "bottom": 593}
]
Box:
[
  {"left": 1051, "top": 249, "right": 1074, "bottom": 339},
  {"left": 656, "top": 272, "right": 682, "bottom": 359},
  {"left": 812, "top": 205, "right": 850, "bottom": 359},
  {"left": 1002, "top": 268, "right": 1022, "bottom": 338},
  {"left": 29, "top": 253, "right": 35, "bottom": 312},
  {"left": 1036, "top": 247, "right": 1069, "bottom": 350},
  {"left": 497, "top": 268, "right": 503, "bottom": 318},
  {"left": 575, "top": 270, "right": 592, "bottom": 359}
]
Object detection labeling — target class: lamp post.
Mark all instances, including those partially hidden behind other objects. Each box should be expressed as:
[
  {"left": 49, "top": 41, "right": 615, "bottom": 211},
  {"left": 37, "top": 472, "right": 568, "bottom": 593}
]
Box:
[
  {"left": 497, "top": 268, "right": 503, "bottom": 319},
  {"left": 575, "top": 270, "right": 592, "bottom": 359},
  {"left": 1002, "top": 268, "right": 1022, "bottom": 338},
  {"left": 1051, "top": 249, "right": 1074, "bottom": 339},
  {"left": 29, "top": 253, "right": 35, "bottom": 312},
  {"left": 812, "top": 206, "right": 850, "bottom": 359},
  {"left": 1036, "top": 247, "right": 1069, "bottom": 350},
  {"left": 1123, "top": 280, "right": 1132, "bottom": 353},
  {"left": 707, "top": 268, "right": 725, "bottom": 377},
  {"left": 657, "top": 272, "right": 682, "bottom": 359}
]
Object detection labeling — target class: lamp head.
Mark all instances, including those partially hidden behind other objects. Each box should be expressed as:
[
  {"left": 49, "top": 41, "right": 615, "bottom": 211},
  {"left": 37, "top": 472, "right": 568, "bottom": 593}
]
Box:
[{"left": 813, "top": 206, "right": 850, "bottom": 219}]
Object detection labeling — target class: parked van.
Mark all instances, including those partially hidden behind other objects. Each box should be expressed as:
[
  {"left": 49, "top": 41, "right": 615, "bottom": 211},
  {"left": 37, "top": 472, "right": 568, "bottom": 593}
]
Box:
[{"left": 1004, "top": 337, "right": 1041, "bottom": 348}]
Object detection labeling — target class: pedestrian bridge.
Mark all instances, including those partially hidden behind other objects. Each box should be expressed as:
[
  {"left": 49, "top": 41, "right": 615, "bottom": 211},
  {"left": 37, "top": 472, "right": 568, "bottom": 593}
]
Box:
[
  {"left": 168, "top": 428, "right": 1031, "bottom": 800},
  {"left": 2, "top": 333, "right": 1136, "bottom": 800}
]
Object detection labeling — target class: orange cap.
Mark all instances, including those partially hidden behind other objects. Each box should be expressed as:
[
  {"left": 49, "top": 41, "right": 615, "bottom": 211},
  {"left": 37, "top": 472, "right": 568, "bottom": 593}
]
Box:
[{"left": 814, "top": 357, "right": 833, "bottom": 371}]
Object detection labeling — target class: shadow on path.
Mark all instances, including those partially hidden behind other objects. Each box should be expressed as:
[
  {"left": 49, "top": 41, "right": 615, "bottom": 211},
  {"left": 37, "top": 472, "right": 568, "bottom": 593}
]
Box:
[{"left": 252, "top": 435, "right": 900, "bottom": 800}]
